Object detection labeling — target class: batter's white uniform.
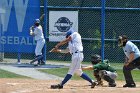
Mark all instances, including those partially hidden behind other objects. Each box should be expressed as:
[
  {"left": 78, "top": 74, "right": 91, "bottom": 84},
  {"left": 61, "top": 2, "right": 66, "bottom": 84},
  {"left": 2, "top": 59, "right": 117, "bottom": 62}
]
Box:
[
  {"left": 67, "top": 32, "right": 84, "bottom": 76},
  {"left": 33, "top": 25, "right": 45, "bottom": 56}
]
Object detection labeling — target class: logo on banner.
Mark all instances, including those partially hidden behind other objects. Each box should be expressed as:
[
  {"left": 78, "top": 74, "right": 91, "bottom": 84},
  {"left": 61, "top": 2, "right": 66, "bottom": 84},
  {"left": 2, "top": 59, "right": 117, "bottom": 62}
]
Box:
[
  {"left": 0, "top": 0, "right": 29, "bottom": 32},
  {"left": 54, "top": 17, "right": 73, "bottom": 32},
  {"left": 0, "top": 0, "right": 39, "bottom": 53}
]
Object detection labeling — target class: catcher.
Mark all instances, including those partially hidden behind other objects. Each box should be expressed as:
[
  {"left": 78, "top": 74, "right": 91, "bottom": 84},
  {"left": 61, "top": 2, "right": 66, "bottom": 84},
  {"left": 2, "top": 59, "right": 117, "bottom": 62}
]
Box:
[{"left": 82, "top": 54, "right": 117, "bottom": 87}]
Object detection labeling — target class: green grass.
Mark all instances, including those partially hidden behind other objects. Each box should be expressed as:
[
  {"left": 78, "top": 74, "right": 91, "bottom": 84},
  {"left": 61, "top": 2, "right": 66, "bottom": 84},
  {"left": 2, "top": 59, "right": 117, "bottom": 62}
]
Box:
[
  {"left": 0, "top": 69, "right": 29, "bottom": 78},
  {"left": 38, "top": 68, "right": 140, "bottom": 82},
  {"left": 47, "top": 60, "right": 123, "bottom": 69}
]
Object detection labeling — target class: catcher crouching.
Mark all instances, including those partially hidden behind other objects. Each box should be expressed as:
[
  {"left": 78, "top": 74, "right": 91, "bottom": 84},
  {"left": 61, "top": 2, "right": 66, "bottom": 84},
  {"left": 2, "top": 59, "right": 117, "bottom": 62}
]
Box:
[{"left": 82, "top": 54, "right": 118, "bottom": 87}]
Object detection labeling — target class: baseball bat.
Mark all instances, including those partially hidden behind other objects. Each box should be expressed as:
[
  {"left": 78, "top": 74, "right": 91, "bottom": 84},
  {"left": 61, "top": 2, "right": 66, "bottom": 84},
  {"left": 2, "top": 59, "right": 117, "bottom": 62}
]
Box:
[
  {"left": 31, "top": 13, "right": 45, "bottom": 26},
  {"left": 39, "top": 13, "right": 45, "bottom": 21},
  {"left": 49, "top": 48, "right": 56, "bottom": 52}
]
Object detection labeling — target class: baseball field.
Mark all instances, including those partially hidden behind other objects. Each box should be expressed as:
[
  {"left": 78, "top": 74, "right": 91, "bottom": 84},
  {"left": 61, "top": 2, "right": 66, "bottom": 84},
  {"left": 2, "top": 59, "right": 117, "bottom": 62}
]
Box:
[
  {"left": 0, "top": 62, "right": 140, "bottom": 93},
  {"left": 1, "top": 79, "right": 140, "bottom": 93}
]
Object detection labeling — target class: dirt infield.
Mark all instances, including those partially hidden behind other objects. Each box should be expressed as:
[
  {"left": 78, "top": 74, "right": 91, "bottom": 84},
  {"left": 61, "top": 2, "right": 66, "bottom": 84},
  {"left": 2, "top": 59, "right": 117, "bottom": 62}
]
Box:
[{"left": 0, "top": 79, "right": 140, "bottom": 93}]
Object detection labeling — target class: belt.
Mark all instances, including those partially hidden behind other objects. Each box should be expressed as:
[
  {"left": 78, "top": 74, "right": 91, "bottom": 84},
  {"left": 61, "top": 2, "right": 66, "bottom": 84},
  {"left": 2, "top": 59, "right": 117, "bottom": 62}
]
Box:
[{"left": 72, "top": 51, "right": 83, "bottom": 55}]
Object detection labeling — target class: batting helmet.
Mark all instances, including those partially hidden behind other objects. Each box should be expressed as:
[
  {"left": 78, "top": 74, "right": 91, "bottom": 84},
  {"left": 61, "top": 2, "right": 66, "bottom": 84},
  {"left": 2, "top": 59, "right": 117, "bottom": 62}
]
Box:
[
  {"left": 91, "top": 54, "right": 101, "bottom": 65},
  {"left": 118, "top": 35, "right": 128, "bottom": 47},
  {"left": 66, "top": 29, "right": 74, "bottom": 38}
]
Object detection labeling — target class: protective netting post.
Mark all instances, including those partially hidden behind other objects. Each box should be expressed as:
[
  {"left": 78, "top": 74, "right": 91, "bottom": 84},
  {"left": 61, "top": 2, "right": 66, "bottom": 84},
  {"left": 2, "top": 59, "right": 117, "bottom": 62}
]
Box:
[
  {"left": 101, "top": 0, "right": 105, "bottom": 61},
  {"left": 43, "top": 0, "right": 47, "bottom": 62},
  {"left": 0, "top": 24, "right": 4, "bottom": 62}
]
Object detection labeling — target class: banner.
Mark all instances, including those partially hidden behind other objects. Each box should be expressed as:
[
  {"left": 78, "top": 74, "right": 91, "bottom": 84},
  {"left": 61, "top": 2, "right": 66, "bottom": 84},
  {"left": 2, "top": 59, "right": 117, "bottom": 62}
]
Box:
[
  {"left": 0, "top": 0, "right": 40, "bottom": 53},
  {"left": 49, "top": 11, "right": 78, "bottom": 42}
]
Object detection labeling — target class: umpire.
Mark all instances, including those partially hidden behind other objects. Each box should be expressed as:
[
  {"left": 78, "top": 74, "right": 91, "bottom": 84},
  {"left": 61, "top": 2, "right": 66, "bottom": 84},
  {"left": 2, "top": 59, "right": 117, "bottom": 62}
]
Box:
[{"left": 118, "top": 35, "right": 140, "bottom": 87}]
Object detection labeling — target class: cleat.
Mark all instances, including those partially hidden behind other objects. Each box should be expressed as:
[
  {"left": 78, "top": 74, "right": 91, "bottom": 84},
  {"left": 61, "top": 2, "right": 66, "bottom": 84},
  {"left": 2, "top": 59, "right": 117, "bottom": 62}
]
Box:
[
  {"left": 123, "top": 83, "right": 136, "bottom": 88},
  {"left": 91, "top": 82, "right": 97, "bottom": 88},
  {"left": 96, "top": 80, "right": 103, "bottom": 86},
  {"left": 51, "top": 84, "right": 63, "bottom": 89},
  {"left": 109, "top": 83, "right": 116, "bottom": 87},
  {"left": 40, "top": 61, "right": 45, "bottom": 65},
  {"left": 34, "top": 63, "right": 40, "bottom": 66}
]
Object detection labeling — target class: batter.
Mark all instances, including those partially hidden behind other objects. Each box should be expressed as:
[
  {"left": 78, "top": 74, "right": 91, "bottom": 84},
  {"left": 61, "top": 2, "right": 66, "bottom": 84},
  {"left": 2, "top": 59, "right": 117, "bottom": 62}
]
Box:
[{"left": 50, "top": 29, "right": 96, "bottom": 89}]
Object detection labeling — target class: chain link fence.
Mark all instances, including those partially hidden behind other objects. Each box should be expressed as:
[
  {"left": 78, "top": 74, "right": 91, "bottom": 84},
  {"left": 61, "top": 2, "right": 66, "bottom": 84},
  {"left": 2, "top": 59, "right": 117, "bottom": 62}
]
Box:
[
  {"left": 46, "top": 0, "right": 140, "bottom": 63},
  {"left": 0, "top": 0, "right": 140, "bottom": 64}
]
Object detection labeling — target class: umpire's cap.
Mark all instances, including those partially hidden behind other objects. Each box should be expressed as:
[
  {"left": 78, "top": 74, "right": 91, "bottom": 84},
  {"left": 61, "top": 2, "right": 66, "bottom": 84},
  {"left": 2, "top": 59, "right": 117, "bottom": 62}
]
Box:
[{"left": 66, "top": 28, "right": 74, "bottom": 38}]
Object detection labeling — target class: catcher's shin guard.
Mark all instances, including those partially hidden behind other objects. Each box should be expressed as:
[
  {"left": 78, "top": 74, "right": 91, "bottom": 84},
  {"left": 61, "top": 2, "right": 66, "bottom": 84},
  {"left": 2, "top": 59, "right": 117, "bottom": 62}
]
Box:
[
  {"left": 99, "top": 70, "right": 116, "bottom": 87},
  {"left": 94, "top": 70, "right": 103, "bottom": 86},
  {"left": 103, "top": 75, "right": 116, "bottom": 87},
  {"left": 51, "top": 84, "right": 63, "bottom": 89}
]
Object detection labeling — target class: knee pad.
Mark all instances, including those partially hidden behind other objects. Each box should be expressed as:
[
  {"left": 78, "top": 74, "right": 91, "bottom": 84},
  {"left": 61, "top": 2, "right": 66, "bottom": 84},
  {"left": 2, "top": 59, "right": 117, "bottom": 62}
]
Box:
[{"left": 75, "top": 69, "right": 83, "bottom": 76}]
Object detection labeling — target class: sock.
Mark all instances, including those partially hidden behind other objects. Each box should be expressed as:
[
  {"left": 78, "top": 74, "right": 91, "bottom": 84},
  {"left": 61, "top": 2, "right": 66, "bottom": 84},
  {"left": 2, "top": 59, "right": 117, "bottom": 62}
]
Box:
[
  {"left": 60, "top": 74, "right": 72, "bottom": 86},
  {"left": 80, "top": 73, "right": 93, "bottom": 84}
]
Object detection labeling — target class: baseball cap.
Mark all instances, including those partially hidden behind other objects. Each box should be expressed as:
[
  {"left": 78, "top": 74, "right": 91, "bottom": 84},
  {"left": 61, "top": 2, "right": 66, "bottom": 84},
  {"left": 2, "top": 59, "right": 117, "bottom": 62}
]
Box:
[{"left": 35, "top": 19, "right": 40, "bottom": 23}]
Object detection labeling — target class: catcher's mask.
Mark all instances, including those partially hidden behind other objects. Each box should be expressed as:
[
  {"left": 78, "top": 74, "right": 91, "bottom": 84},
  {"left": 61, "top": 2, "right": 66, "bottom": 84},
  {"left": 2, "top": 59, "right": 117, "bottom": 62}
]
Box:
[
  {"left": 91, "top": 54, "right": 101, "bottom": 65},
  {"left": 34, "top": 19, "right": 40, "bottom": 26},
  {"left": 118, "top": 35, "right": 128, "bottom": 47}
]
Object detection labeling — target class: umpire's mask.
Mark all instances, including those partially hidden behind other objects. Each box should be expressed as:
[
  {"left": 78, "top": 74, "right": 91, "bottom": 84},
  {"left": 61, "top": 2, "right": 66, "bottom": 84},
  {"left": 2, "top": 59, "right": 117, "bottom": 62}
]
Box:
[{"left": 118, "top": 35, "right": 128, "bottom": 47}]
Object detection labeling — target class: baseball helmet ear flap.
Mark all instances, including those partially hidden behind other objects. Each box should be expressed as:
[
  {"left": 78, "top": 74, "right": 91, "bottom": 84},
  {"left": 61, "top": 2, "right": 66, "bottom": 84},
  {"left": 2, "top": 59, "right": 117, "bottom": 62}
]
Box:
[{"left": 91, "top": 54, "right": 101, "bottom": 65}]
